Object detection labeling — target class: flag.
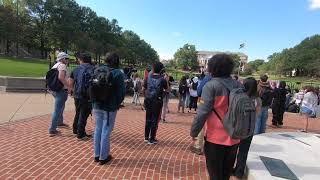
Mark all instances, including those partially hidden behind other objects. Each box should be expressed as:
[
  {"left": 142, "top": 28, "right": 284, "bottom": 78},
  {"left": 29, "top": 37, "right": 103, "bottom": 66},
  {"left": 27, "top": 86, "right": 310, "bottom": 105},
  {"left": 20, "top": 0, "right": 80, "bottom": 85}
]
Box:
[{"left": 239, "top": 43, "right": 245, "bottom": 49}]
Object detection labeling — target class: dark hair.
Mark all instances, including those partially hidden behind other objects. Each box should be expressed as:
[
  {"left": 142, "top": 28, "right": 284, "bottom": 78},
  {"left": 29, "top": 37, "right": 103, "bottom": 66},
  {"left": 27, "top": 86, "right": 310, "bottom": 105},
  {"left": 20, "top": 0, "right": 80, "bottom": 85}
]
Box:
[
  {"left": 243, "top": 77, "right": 258, "bottom": 98},
  {"left": 180, "top": 76, "right": 187, "bottom": 85},
  {"left": 152, "top": 61, "right": 164, "bottom": 74},
  {"left": 105, "top": 52, "right": 120, "bottom": 68},
  {"left": 78, "top": 53, "right": 92, "bottom": 63},
  {"left": 260, "top": 74, "right": 268, "bottom": 82},
  {"left": 279, "top": 81, "right": 286, "bottom": 89},
  {"left": 207, "top": 54, "right": 234, "bottom": 77},
  {"left": 233, "top": 75, "right": 239, "bottom": 81}
]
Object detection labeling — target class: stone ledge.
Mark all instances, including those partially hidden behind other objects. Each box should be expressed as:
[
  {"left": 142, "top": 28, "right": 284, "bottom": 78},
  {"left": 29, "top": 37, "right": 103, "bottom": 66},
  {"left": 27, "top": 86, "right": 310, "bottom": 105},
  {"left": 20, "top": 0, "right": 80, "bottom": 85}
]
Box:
[{"left": 0, "top": 76, "right": 46, "bottom": 92}]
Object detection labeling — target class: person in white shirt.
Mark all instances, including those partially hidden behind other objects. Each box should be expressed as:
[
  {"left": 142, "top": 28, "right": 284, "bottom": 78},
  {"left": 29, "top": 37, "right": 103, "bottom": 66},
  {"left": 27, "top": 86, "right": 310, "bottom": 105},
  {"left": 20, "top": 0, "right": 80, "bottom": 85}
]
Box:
[
  {"left": 300, "top": 86, "right": 318, "bottom": 132},
  {"left": 188, "top": 77, "right": 199, "bottom": 112},
  {"left": 49, "top": 52, "right": 70, "bottom": 136}
]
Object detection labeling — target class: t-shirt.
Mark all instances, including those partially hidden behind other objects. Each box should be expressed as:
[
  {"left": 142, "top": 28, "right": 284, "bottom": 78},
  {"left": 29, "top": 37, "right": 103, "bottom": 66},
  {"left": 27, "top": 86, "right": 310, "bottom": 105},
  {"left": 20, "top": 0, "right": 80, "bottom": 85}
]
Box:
[
  {"left": 52, "top": 62, "right": 69, "bottom": 89},
  {"left": 302, "top": 92, "right": 318, "bottom": 111},
  {"left": 70, "top": 63, "right": 94, "bottom": 99}
]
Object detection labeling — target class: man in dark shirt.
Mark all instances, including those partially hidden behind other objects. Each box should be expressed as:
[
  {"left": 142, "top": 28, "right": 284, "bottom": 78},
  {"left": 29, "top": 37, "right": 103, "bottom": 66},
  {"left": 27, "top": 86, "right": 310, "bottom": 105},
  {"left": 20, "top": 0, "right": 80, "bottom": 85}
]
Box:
[
  {"left": 69, "top": 53, "right": 94, "bottom": 140},
  {"left": 143, "top": 62, "right": 168, "bottom": 145}
]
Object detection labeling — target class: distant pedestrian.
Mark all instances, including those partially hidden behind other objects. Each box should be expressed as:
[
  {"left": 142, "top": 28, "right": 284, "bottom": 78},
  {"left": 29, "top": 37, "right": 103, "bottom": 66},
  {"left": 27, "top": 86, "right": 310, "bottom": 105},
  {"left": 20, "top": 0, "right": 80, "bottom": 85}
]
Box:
[
  {"left": 91, "top": 52, "right": 125, "bottom": 165},
  {"left": 188, "top": 77, "right": 199, "bottom": 112},
  {"left": 177, "top": 76, "right": 188, "bottom": 113},
  {"left": 132, "top": 73, "right": 142, "bottom": 105},
  {"left": 161, "top": 73, "right": 171, "bottom": 123},
  {"left": 185, "top": 75, "right": 191, "bottom": 108},
  {"left": 271, "top": 81, "right": 287, "bottom": 127},
  {"left": 191, "top": 54, "right": 243, "bottom": 180},
  {"left": 69, "top": 53, "right": 94, "bottom": 140},
  {"left": 233, "top": 77, "right": 261, "bottom": 179},
  {"left": 255, "top": 74, "right": 273, "bottom": 134},
  {"left": 144, "top": 62, "right": 168, "bottom": 145},
  {"left": 300, "top": 86, "right": 318, "bottom": 132},
  {"left": 48, "top": 52, "right": 70, "bottom": 137}
]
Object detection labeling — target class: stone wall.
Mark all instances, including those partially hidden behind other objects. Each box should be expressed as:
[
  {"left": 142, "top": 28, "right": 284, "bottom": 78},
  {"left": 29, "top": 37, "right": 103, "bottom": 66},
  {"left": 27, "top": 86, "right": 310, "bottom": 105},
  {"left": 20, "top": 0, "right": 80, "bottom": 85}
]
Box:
[{"left": 0, "top": 76, "right": 46, "bottom": 92}]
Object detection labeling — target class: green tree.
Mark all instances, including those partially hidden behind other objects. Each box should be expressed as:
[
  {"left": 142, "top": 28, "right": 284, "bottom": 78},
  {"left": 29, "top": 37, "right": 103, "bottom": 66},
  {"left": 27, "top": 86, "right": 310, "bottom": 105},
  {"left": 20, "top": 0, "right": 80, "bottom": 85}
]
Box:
[
  {"left": 248, "top": 59, "right": 265, "bottom": 72},
  {"left": 174, "top": 44, "right": 198, "bottom": 70}
]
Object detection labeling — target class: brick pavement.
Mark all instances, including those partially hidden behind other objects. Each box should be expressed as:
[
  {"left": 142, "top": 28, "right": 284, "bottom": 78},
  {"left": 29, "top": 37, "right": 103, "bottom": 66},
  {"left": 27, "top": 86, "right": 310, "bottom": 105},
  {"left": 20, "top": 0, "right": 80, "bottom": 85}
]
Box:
[{"left": 0, "top": 103, "right": 319, "bottom": 180}]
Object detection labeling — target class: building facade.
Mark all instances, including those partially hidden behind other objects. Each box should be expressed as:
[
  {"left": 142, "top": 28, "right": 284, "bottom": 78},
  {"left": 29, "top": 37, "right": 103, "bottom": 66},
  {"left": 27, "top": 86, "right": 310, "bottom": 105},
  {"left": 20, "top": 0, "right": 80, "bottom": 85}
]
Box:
[{"left": 197, "top": 51, "right": 248, "bottom": 70}]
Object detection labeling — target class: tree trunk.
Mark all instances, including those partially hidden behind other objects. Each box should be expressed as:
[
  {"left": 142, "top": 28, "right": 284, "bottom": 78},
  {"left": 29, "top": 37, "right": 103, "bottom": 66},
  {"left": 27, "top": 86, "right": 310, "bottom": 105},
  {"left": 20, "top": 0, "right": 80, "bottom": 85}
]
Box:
[
  {"left": 16, "top": 41, "right": 19, "bottom": 56},
  {"left": 6, "top": 40, "right": 10, "bottom": 55}
]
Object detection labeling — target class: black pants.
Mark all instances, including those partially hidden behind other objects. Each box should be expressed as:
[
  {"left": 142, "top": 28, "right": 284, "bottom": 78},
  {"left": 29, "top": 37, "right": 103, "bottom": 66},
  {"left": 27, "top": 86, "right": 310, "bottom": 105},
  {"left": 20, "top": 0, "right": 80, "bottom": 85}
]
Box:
[
  {"left": 204, "top": 140, "right": 239, "bottom": 180},
  {"left": 234, "top": 136, "right": 253, "bottom": 178},
  {"left": 272, "top": 106, "right": 285, "bottom": 126},
  {"left": 189, "top": 96, "right": 198, "bottom": 111},
  {"left": 73, "top": 98, "right": 91, "bottom": 138},
  {"left": 144, "top": 99, "right": 162, "bottom": 141}
]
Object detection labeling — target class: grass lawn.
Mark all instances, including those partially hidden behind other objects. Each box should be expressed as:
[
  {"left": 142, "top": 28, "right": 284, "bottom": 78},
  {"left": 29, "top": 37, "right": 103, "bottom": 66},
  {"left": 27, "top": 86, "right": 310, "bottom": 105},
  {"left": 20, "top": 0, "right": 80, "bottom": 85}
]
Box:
[{"left": 0, "top": 57, "right": 49, "bottom": 77}]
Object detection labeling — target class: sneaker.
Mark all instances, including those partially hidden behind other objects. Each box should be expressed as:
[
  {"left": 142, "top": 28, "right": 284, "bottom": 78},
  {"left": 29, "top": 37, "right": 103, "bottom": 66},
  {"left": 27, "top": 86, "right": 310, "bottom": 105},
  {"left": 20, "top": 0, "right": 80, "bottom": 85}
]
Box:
[
  {"left": 77, "top": 134, "right": 92, "bottom": 141},
  {"left": 94, "top": 157, "right": 100, "bottom": 163},
  {"left": 148, "top": 139, "right": 158, "bottom": 145},
  {"left": 49, "top": 130, "right": 61, "bottom": 137},
  {"left": 57, "top": 123, "right": 69, "bottom": 128},
  {"left": 99, "top": 155, "right": 112, "bottom": 165},
  {"left": 162, "top": 119, "right": 166, "bottom": 123},
  {"left": 190, "top": 146, "right": 203, "bottom": 155},
  {"left": 144, "top": 138, "right": 149, "bottom": 143},
  {"left": 277, "top": 124, "right": 283, "bottom": 128}
]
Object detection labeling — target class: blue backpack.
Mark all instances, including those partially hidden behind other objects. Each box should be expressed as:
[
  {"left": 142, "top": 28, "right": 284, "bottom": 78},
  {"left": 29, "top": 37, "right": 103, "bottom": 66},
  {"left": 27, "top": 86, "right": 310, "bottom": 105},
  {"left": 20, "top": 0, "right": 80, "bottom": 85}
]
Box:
[
  {"left": 76, "top": 65, "right": 95, "bottom": 99},
  {"left": 145, "top": 75, "right": 163, "bottom": 101}
]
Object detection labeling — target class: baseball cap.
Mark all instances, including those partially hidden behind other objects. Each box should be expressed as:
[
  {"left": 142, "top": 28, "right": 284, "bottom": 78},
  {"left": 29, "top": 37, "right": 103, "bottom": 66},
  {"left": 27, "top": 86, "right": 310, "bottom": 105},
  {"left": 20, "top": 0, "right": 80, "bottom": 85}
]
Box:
[{"left": 56, "top": 52, "right": 69, "bottom": 62}]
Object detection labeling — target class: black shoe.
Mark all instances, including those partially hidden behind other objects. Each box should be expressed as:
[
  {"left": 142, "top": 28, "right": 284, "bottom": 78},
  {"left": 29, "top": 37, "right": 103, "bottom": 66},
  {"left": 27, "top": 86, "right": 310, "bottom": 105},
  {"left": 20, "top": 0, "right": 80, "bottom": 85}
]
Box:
[
  {"left": 148, "top": 139, "right": 158, "bottom": 145},
  {"left": 49, "top": 130, "right": 61, "bottom": 137},
  {"left": 77, "top": 134, "right": 92, "bottom": 141},
  {"left": 94, "top": 157, "right": 99, "bottom": 162},
  {"left": 57, "top": 123, "right": 69, "bottom": 128},
  {"left": 99, "top": 155, "right": 112, "bottom": 165}
]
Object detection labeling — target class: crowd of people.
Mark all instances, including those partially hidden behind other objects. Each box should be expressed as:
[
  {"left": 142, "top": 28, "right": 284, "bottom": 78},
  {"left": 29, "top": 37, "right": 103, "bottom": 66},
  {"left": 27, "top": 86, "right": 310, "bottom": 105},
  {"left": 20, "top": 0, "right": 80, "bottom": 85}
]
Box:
[{"left": 46, "top": 52, "right": 320, "bottom": 179}]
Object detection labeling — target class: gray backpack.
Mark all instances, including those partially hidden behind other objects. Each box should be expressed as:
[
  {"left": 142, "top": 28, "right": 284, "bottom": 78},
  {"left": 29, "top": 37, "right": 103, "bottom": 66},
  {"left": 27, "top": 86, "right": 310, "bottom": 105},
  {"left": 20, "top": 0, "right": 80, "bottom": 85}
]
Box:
[{"left": 213, "top": 80, "right": 256, "bottom": 140}]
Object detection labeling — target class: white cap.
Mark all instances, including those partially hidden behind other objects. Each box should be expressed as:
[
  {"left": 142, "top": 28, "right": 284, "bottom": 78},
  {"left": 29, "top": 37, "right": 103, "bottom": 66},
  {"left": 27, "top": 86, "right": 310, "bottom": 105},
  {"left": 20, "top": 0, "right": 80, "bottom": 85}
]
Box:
[
  {"left": 193, "top": 77, "right": 199, "bottom": 83},
  {"left": 56, "top": 52, "right": 69, "bottom": 62}
]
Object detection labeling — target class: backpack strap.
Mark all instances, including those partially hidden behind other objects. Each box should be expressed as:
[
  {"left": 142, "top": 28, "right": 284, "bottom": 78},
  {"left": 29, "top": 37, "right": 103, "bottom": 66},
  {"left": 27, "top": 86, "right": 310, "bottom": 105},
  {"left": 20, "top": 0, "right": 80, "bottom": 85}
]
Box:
[{"left": 212, "top": 108, "right": 223, "bottom": 122}]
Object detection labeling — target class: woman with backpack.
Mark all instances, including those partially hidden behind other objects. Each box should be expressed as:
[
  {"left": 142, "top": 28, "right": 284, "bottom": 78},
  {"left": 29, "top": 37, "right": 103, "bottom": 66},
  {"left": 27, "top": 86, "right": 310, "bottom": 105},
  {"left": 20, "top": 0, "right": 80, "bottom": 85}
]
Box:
[
  {"left": 233, "top": 77, "right": 261, "bottom": 179},
  {"left": 271, "top": 81, "right": 287, "bottom": 128},
  {"left": 177, "top": 76, "right": 188, "bottom": 113},
  {"left": 189, "top": 77, "right": 199, "bottom": 113},
  {"left": 190, "top": 54, "right": 243, "bottom": 180}
]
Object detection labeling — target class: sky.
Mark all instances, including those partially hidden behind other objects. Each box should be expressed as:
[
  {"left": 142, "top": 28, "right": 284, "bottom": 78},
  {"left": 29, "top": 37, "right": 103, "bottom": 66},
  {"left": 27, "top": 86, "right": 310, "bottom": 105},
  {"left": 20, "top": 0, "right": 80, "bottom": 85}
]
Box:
[{"left": 76, "top": 0, "right": 320, "bottom": 61}]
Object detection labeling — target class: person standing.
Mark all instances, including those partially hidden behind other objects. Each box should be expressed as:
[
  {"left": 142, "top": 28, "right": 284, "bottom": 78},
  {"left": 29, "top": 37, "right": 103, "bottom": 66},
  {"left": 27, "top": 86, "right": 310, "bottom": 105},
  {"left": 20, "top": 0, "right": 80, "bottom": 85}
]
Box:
[
  {"left": 161, "top": 73, "right": 171, "bottom": 123},
  {"left": 233, "top": 77, "right": 261, "bottom": 179},
  {"left": 69, "top": 53, "right": 94, "bottom": 140},
  {"left": 271, "top": 81, "right": 287, "bottom": 127},
  {"left": 144, "top": 62, "right": 168, "bottom": 145},
  {"left": 255, "top": 75, "right": 273, "bottom": 134},
  {"left": 191, "top": 54, "right": 242, "bottom": 180},
  {"left": 49, "top": 52, "right": 70, "bottom": 137},
  {"left": 132, "top": 73, "right": 142, "bottom": 105},
  {"left": 92, "top": 52, "right": 125, "bottom": 165},
  {"left": 300, "top": 86, "right": 318, "bottom": 132},
  {"left": 177, "top": 76, "right": 188, "bottom": 113},
  {"left": 185, "top": 75, "right": 191, "bottom": 108},
  {"left": 189, "top": 77, "right": 199, "bottom": 112}
]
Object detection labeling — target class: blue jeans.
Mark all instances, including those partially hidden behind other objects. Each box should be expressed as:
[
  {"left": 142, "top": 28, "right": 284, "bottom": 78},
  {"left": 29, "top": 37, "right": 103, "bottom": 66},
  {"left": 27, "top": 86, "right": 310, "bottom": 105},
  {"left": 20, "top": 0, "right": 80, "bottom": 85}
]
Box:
[
  {"left": 94, "top": 109, "right": 117, "bottom": 160},
  {"left": 49, "top": 90, "right": 68, "bottom": 133},
  {"left": 254, "top": 106, "right": 269, "bottom": 135}
]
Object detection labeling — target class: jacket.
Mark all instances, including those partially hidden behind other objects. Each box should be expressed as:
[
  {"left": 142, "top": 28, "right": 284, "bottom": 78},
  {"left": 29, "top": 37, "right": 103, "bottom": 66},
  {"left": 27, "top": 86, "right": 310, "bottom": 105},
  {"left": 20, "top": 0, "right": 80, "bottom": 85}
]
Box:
[{"left": 190, "top": 77, "right": 243, "bottom": 146}]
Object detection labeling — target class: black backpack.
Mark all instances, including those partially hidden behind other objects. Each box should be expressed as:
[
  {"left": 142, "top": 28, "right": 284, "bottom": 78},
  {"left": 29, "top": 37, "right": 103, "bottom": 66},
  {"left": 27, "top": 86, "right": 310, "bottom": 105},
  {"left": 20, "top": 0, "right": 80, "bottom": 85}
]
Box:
[
  {"left": 260, "top": 87, "right": 273, "bottom": 107},
  {"left": 179, "top": 84, "right": 188, "bottom": 95},
  {"left": 46, "top": 68, "right": 63, "bottom": 92},
  {"left": 145, "top": 75, "right": 163, "bottom": 101},
  {"left": 89, "top": 65, "right": 114, "bottom": 103},
  {"left": 75, "top": 65, "right": 94, "bottom": 99},
  {"left": 192, "top": 82, "right": 198, "bottom": 90}
]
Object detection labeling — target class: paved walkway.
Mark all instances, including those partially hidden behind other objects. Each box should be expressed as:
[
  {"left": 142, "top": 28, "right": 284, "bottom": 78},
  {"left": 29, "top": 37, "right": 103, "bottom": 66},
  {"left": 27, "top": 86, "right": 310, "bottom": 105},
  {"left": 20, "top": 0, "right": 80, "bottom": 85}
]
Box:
[{"left": 0, "top": 93, "right": 319, "bottom": 180}]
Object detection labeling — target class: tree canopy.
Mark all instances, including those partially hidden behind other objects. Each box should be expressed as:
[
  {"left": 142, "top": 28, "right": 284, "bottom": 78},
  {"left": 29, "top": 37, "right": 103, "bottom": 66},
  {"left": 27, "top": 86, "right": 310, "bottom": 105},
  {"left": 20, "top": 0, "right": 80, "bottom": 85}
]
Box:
[
  {"left": 173, "top": 44, "right": 198, "bottom": 70},
  {"left": 0, "top": 0, "right": 159, "bottom": 65},
  {"left": 259, "top": 35, "right": 320, "bottom": 77}
]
